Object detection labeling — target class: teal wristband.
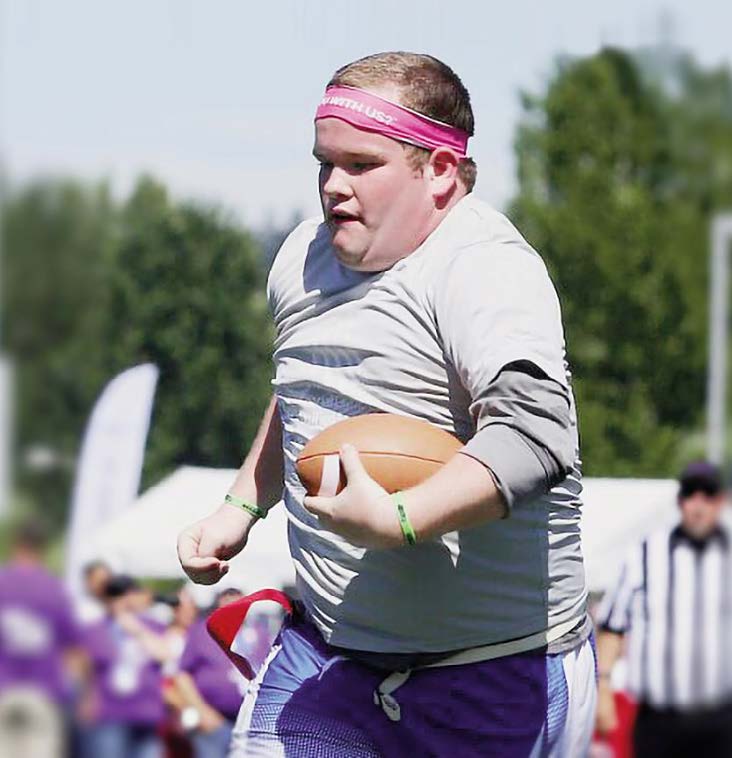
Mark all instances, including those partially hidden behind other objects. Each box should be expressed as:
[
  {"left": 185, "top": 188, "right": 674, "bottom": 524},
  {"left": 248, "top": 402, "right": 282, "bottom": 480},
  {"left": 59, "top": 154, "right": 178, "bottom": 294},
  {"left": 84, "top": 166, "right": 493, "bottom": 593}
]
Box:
[
  {"left": 225, "top": 493, "right": 267, "bottom": 520},
  {"left": 393, "top": 492, "right": 417, "bottom": 545}
]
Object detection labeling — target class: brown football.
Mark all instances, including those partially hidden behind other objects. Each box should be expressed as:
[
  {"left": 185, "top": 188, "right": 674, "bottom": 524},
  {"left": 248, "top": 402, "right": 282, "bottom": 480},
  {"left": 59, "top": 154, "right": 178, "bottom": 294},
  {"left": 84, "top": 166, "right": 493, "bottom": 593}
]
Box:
[{"left": 296, "top": 413, "right": 462, "bottom": 496}]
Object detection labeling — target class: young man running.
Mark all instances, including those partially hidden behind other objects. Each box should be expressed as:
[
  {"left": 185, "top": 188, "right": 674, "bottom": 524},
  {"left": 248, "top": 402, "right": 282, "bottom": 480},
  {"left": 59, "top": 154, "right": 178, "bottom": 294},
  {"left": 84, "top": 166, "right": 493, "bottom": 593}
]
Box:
[{"left": 178, "top": 52, "right": 594, "bottom": 757}]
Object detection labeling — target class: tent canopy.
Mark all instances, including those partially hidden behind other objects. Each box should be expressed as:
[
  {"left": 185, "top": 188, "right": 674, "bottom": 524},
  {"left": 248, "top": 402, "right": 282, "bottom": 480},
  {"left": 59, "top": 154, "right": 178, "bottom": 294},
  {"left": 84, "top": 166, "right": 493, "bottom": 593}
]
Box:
[
  {"left": 580, "top": 477, "right": 677, "bottom": 592},
  {"left": 89, "top": 466, "right": 680, "bottom": 597}
]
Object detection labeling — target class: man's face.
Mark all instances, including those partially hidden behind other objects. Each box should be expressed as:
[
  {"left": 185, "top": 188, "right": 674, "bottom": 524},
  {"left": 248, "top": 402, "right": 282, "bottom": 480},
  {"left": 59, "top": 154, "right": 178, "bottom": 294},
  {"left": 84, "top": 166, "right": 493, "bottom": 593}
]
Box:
[
  {"left": 216, "top": 590, "right": 243, "bottom": 609},
  {"left": 109, "top": 593, "right": 134, "bottom": 616},
  {"left": 86, "top": 566, "right": 111, "bottom": 599},
  {"left": 175, "top": 589, "right": 198, "bottom": 627},
  {"left": 128, "top": 588, "right": 152, "bottom": 613},
  {"left": 313, "top": 91, "right": 435, "bottom": 272},
  {"left": 679, "top": 490, "right": 725, "bottom": 539}
]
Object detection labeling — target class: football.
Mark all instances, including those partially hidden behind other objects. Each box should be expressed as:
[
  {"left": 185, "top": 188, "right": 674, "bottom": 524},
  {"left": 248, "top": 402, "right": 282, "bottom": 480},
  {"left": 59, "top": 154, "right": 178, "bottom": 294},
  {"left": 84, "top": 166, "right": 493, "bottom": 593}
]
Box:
[{"left": 296, "top": 413, "right": 462, "bottom": 496}]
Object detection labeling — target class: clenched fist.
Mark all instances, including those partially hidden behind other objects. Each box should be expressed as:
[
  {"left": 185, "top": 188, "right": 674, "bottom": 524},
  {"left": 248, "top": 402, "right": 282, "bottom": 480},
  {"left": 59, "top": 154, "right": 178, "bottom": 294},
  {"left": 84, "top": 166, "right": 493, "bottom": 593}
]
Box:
[{"left": 177, "top": 503, "right": 256, "bottom": 585}]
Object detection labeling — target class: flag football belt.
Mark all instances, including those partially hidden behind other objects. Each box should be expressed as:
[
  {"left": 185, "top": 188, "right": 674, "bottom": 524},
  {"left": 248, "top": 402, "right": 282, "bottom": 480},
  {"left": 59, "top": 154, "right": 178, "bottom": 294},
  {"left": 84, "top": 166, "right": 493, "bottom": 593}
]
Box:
[{"left": 207, "top": 590, "right": 584, "bottom": 722}]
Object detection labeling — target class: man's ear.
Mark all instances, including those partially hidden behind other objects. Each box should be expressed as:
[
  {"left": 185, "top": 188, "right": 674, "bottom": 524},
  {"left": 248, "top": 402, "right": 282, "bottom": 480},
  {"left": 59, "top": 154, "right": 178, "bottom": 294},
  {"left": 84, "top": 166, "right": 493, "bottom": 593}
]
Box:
[{"left": 426, "top": 147, "right": 460, "bottom": 201}]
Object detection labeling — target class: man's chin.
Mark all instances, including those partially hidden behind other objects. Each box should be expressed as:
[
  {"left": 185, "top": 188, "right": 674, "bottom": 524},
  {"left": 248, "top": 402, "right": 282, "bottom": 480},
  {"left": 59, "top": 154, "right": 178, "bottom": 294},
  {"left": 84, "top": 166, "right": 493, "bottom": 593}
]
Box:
[
  {"left": 329, "top": 231, "right": 389, "bottom": 272},
  {"left": 330, "top": 233, "right": 366, "bottom": 270},
  {"left": 333, "top": 246, "right": 367, "bottom": 271}
]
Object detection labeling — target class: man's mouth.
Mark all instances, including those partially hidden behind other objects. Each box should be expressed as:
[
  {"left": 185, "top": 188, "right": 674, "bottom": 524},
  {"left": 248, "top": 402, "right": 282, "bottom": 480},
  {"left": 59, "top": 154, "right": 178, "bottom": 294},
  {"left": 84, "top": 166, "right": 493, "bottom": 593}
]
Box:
[{"left": 328, "top": 208, "right": 360, "bottom": 226}]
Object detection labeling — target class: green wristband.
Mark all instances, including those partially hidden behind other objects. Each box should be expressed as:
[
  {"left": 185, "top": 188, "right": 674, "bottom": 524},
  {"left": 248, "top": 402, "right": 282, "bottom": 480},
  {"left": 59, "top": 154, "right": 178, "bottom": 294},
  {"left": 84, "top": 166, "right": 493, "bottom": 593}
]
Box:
[
  {"left": 225, "top": 493, "right": 267, "bottom": 520},
  {"left": 393, "top": 492, "right": 417, "bottom": 545}
]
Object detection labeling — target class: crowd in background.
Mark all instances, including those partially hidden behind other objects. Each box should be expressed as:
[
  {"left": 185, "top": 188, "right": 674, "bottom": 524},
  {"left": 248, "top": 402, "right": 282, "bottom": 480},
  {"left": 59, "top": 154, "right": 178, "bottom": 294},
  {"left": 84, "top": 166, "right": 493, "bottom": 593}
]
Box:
[
  {"left": 2, "top": 460, "right": 731, "bottom": 758},
  {"left": 0, "top": 525, "right": 277, "bottom": 758}
]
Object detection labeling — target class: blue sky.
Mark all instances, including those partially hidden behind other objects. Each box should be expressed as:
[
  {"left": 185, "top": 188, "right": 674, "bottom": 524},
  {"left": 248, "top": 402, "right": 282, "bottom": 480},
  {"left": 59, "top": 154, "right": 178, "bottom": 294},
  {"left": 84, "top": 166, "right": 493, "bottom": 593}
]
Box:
[{"left": 2, "top": 0, "right": 731, "bottom": 227}]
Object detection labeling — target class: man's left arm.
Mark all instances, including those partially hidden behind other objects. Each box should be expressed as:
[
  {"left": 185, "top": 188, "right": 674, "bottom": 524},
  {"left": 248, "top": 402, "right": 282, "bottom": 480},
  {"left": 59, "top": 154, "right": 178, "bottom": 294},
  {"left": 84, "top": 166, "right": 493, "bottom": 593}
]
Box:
[
  {"left": 304, "top": 241, "right": 574, "bottom": 548},
  {"left": 409, "top": 360, "right": 574, "bottom": 537},
  {"left": 116, "top": 613, "right": 173, "bottom": 663},
  {"left": 303, "top": 370, "right": 571, "bottom": 546}
]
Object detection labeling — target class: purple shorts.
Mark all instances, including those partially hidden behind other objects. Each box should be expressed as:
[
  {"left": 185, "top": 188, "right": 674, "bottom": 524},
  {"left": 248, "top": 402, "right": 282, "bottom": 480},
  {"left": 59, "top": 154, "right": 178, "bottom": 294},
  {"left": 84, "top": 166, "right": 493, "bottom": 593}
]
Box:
[{"left": 230, "top": 615, "right": 596, "bottom": 757}]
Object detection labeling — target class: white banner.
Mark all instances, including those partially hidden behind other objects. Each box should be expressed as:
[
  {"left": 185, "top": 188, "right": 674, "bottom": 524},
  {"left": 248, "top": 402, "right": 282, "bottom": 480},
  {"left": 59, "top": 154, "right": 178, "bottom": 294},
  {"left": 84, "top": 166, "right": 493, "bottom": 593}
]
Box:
[{"left": 65, "top": 363, "right": 159, "bottom": 607}]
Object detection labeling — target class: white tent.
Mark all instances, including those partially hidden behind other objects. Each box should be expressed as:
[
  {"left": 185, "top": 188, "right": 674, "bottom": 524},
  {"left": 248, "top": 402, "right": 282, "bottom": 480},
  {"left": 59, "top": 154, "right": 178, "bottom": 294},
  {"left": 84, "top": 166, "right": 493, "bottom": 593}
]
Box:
[
  {"left": 88, "top": 466, "right": 680, "bottom": 600},
  {"left": 89, "top": 466, "right": 295, "bottom": 603},
  {"left": 581, "top": 477, "right": 678, "bottom": 592}
]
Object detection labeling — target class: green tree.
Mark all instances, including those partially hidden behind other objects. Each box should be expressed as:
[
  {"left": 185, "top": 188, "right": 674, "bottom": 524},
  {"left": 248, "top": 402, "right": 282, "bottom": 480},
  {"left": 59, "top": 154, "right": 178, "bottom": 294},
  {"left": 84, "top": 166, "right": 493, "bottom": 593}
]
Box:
[
  {"left": 2, "top": 179, "right": 117, "bottom": 522},
  {"left": 3, "top": 175, "right": 275, "bottom": 526},
  {"left": 106, "top": 177, "right": 274, "bottom": 486},
  {"left": 511, "top": 47, "right": 732, "bottom": 476}
]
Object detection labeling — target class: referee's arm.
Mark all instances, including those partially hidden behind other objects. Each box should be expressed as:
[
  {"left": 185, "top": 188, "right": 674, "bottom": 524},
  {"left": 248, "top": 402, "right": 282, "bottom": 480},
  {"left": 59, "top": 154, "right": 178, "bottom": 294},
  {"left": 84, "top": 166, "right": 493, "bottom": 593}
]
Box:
[
  {"left": 595, "top": 630, "right": 624, "bottom": 735},
  {"left": 594, "top": 555, "right": 637, "bottom": 735}
]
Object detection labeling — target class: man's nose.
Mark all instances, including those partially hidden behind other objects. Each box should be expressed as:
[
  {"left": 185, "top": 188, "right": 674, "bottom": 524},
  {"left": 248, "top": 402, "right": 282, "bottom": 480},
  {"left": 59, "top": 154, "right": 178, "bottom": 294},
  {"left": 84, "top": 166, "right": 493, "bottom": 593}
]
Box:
[{"left": 321, "top": 165, "right": 352, "bottom": 200}]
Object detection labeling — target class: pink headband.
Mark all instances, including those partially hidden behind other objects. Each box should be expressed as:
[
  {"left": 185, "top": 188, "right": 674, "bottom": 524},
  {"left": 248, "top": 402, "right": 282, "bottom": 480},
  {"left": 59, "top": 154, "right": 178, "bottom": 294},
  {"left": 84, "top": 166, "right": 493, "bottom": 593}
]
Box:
[{"left": 315, "top": 85, "right": 469, "bottom": 157}]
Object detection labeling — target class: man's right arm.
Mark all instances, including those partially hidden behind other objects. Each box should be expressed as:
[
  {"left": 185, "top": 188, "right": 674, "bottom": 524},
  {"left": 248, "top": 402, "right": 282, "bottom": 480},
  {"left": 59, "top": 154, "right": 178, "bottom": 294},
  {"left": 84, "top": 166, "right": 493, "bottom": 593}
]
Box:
[
  {"left": 595, "top": 629, "right": 624, "bottom": 736},
  {"left": 177, "top": 394, "right": 283, "bottom": 585},
  {"left": 173, "top": 671, "right": 227, "bottom": 733},
  {"left": 592, "top": 548, "right": 639, "bottom": 737}
]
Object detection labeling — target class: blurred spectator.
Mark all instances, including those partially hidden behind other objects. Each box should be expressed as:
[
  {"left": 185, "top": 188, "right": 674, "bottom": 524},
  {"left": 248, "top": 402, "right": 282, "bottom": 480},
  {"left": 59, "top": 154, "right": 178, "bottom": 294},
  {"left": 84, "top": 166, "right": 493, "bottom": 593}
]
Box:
[
  {"left": 232, "top": 609, "right": 279, "bottom": 678},
  {"left": 127, "top": 583, "right": 154, "bottom": 614},
  {"left": 595, "top": 461, "right": 732, "bottom": 757},
  {"left": 81, "top": 574, "right": 172, "bottom": 758},
  {"left": 159, "top": 587, "right": 199, "bottom": 758},
  {"left": 0, "top": 520, "right": 86, "bottom": 758},
  {"left": 163, "top": 587, "right": 199, "bottom": 677},
  {"left": 173, "top": 588, "right": 249, "bottom": 758},
  {"left": 79, "top": 560, "right": 112, "bottom": 625}
]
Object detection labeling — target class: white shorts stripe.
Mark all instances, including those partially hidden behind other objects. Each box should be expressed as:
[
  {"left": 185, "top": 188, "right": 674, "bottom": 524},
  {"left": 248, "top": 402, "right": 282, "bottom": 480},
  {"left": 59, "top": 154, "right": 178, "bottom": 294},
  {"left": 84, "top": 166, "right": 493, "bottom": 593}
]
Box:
[
  {"left": 229, "top": 643, "right": 283, "bottom": 758},
  {"left": 548, "top": 638, "right": 597, "bottom": 758}
]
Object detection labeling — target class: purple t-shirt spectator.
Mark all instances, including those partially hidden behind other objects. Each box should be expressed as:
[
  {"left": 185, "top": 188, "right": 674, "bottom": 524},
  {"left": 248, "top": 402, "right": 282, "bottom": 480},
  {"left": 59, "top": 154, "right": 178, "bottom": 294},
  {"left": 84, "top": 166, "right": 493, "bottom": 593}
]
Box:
[
  {"left": 83, "top": 615, "right": 166, "bottom": 726},
  {"left": 179, "top": 618, "right": 247, "bottom": 720},
  {"left": 0, "top": 563, "right": 81, "bottom": 703}
]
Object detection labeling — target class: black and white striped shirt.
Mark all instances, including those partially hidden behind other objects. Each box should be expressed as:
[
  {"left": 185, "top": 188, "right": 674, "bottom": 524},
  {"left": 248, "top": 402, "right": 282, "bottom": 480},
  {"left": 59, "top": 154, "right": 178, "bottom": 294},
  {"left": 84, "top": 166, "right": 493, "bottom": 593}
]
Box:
[{"left": 597, "top": 523, "right": 732, "bottom": 709}]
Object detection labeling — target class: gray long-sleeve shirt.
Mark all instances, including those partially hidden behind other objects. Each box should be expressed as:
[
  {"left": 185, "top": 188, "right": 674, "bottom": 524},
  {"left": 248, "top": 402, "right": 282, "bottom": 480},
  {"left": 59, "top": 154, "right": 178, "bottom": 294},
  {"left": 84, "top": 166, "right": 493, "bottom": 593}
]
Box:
[
  {"left": 463, "top": 363, "right": 574, "bottom": 508},
  {"left": 268, "top": 194, "right": 588, "bottom": 654}
]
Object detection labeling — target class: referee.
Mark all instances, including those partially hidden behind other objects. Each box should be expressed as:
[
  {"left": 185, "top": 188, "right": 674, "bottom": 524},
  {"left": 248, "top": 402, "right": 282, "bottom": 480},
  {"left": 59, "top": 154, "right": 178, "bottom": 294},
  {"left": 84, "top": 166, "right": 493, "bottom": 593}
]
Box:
[{"left": 595, "top": 461, "right": 732, "bottom": 757}]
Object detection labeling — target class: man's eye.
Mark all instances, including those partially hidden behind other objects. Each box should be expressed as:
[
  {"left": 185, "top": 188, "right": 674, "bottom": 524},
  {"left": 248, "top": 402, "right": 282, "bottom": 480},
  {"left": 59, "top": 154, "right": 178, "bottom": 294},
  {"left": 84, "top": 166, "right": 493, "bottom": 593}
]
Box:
[{"left": 352, "top": 162, "right": 376, "bottom": 172}]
